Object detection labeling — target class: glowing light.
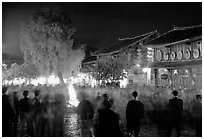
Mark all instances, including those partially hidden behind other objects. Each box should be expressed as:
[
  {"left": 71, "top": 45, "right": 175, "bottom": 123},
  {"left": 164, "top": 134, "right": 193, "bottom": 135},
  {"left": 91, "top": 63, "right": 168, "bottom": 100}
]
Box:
[
  {"left": 18, "top": 78, "right": 26, "bottom": 84},
  {"left": 142, "top": 68, "right": 150, "bottom": 73},
  {"left": 173, "top": 70, "right": 178, "bottom": 75},
  {"left": 136, "top": 64, "right": 141, "bottom": 67},
  {"left": 3, "top": 72, "right": 98, "bottom": 87},
  {"left": 119, "top": 70, "right": 128, "bottom": 88},
  {"left": 13, "top": 78, "right": 20, "bottom": 85},
  {"left": 68, "top": 83, "right": 79, "bottom": 107},
  {"left": 37, "top": 77, "right": 46, "bottom": 85},
  {"left": 119, "top": 78, "right": 128, "bottom": 88},
  {"left": 47, "top": 74, "right": 60, "bottom": 85},
  {"left": 142, "top": 68, "right": 151, "bottom": 85}
]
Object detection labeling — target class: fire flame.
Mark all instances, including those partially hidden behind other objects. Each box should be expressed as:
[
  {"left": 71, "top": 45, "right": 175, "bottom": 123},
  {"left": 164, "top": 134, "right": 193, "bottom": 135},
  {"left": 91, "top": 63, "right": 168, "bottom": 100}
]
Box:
[{"left": 67, "top": 83, "right": 79, "bottom": 107}]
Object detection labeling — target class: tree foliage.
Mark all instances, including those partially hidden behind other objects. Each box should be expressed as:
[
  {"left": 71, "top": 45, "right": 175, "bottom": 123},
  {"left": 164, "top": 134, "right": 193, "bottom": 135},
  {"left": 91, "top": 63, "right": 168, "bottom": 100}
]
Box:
[
  {"left": 91, "top": 54, "right": 128, "bottom": 85},
  {"left": 20, "top": 7, "right": 85, "bottom": 83},
  {"left": 3, "top": 63, "right": 40, "bottom": 81}
]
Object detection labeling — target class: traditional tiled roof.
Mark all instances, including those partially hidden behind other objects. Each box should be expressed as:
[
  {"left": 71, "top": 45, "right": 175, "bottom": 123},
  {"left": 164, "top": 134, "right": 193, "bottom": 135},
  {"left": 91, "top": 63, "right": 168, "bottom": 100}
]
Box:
[
  {"left": 92, "top": 30, "right": 158, "bottom": 56},
  {"left": 144, "top": 25, "right": 202, "bottom": 48},
  {"left": 82, "top": 46, "right": 98, "bottom": 63}
]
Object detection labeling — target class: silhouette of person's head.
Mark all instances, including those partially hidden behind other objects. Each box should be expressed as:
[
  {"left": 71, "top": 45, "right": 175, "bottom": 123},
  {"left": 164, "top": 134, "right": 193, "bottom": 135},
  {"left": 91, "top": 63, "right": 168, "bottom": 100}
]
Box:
[
  {"left": 2, "top": 86, "right": 7, "bottom": 94},
  {"left": 132, "top": 91, "right": 138, "bottom": 98},
  {"left": 172, "top": 90, "right": 178, "bottom": 97},
  {"left": 109, "top": 98, "right": 114, "bottom": 105},
  {"left": 23, "top": 90, "right": 29, "bottom": 97},
  {"left": 13, "top": 91, "right": 18, "bottom": 96},
  {"left": 196, "top": 94, "right": 202, "bottom": 100},
  {"left": 103, "top": 100, "right": 112, "bottom": 109},
  {"left": 102, "top": 94, "right": 109, "bottom": 101},
  {"left": 81, "top": 92, "right": 86, "bottom": 100},
  {"left": 13, "top": 91, "right": 18, "bottom": 99},
  {"left": 34, "top": 90, "right": 40, "bottom": 97}
]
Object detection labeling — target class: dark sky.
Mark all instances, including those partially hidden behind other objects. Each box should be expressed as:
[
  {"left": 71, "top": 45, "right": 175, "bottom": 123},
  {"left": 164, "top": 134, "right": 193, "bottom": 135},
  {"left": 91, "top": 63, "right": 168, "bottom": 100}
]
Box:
[{"left": 2, "top": 2, "right": 202, "bottom": 59}]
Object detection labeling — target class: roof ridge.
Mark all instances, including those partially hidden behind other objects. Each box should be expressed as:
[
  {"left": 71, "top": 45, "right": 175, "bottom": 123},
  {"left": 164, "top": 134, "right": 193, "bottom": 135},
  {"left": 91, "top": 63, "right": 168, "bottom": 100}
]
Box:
[
  {"left": 145, "top": 24, "right": 201, "bottom": 45},
  {"left": 173, "top": 24, "right": 201, "bottom": 30},
  {"left": 125, "top": 30, "right": 158, "bottom": 48},
  {"left": 118, "top": 30, "right": 157, "bottom": 41}
]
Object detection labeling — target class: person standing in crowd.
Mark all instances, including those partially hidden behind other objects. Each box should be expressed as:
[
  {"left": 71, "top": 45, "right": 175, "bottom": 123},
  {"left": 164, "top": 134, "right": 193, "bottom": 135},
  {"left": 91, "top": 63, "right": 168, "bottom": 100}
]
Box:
[
  {"left": 126, "top": 91, "right": 144, "bottom": 137},
  {"left": 97, "top": 93, "right": 109, "bottom": 110},
  {"left": 40, "top": 94, "right": 54, "bottom": 137},
  {"left": 53, "top": 93, "right": 66, "bottom": 137},
  {"left": 19, "top": 90, "right": 31, "bottom": 136},
  {"left": 2, "top": 86, "right": 15, "bottom": 137},
  {"left": 10, "top": 91, "right": 20, "bottom": 137},
  {"left": 166, "top": 90, "right": 183, "bottom": 137},
  {"left": 30, "top": 90, "right": 41, "bottom": 136},
  {"left": 191, "top": 94, "right": 202, "bottom": 137},
  {"left": 95, "top": 100, "right": 122, "bottom": 137},
  {"left": 77, "top": 93, "right": 94, "bottom": 137}
]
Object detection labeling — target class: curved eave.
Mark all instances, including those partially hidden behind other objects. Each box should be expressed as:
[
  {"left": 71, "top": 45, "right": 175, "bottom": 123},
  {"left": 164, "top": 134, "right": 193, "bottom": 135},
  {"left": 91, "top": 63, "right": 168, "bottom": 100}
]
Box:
[
  {"left": 144, "top": 39, "right": 189, "bottom": 48},
  {"left": 82, "top": 60, "right": 96, "bottom": 65},
  {"left": 91, "top": 30, "right": 158, "bottom": 56},
  {"left": 144, "top": 36, "right": 202, "bottom": 49},
  {"left": 91, "top": 50, "right": 121, "bottom": 56}
]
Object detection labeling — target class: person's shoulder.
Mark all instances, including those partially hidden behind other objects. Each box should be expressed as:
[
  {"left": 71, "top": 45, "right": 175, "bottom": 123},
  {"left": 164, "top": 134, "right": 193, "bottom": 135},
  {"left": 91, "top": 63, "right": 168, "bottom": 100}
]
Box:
[
  {"left": 178, "top": 98, "right": 183, "bottom": 102},
  {"left": 20, "top": 98, "right": 24, "bottom": 101},
  {"left": 112, "top": 110, "right": 120, "bottom": 118},
  {"left": 85, "top": 99, "right": 92, "bottom": 104},
  {"left": 108, "top": 109, "right": 119, "bottom": 117},
  {"left": 169, "top": 98, "right": 174, "bottom": 102},
  {"left": 137, "top": 100, "right": 144, "bottom": 104},
  {"left": 97, "top": 108, "right": 103, "bottom": 113},
  {"left": 2, "top": 94, "right": 9, "bottom": 98},
  {"left": 128, "top": 100, "right": 135, "bottom": 104}
]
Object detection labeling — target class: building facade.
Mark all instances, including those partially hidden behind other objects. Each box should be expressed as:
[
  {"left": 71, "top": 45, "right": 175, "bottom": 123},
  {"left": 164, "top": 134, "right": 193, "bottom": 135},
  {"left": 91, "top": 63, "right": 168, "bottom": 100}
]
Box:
[
  {"left": 91, "top": 30, "right": 159, "bottom": 86},
  {"left": 145, "top": 25, "right": 202, "bottom": 91}
]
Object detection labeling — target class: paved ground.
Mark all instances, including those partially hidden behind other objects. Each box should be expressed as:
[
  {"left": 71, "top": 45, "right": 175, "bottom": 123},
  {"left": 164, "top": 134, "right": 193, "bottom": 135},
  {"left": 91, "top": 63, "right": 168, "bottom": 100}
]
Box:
[
  {"left": 64, "top": 113, "right": 196, "bottom": 137},
  {"left": 15, "top": 113, "right": 196, "bottom": 137}
]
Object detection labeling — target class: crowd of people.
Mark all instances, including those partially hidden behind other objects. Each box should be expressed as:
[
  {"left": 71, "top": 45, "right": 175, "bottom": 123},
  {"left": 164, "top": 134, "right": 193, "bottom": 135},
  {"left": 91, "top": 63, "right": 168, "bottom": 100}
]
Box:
[
  {"left": 2, "top": 86, "right": 66, "bottom": 137},
  {"left": 77, "top": 90, "right": 202, "bottom": 137},
  {"left": 2, "top": 85, "right": 202, "bottom": 137}
]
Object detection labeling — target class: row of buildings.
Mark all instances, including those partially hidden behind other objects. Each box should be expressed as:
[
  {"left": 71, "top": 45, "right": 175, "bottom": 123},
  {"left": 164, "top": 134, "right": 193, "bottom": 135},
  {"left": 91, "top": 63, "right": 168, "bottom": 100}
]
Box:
[{"left": 84, "top": 25, "right": 202, "bottom": 90}]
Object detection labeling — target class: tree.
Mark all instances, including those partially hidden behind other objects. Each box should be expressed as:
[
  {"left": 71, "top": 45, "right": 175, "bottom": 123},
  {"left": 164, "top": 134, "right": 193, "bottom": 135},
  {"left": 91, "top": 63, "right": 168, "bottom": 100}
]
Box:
[
  {"left": 2, "top": 64, "right": 8, "bottom": 82},
  {"left": 91, "top": 54, "right": 128, "bottom": 86},
  {"left": 20, "top": 7, "right": 85, "bottom": 83},
  {"left": 6, "top": 63, "right": 21, "bottom": 80},
  {"left": 18, "top": 63, "right": 40, "bottom": 80},
  {"left": 3, "top": 63, "right": 40, "bottom": 84}
]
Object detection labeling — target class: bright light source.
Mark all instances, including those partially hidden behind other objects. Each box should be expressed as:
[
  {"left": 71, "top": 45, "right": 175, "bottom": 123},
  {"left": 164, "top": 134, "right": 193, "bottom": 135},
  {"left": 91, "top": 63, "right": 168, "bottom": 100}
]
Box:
[
  {"left": 48, "top": 74, "right": 60, "bottom": 85},
  {"left": 119, "top": 78, "right": 128, "bottom": 88},
  {"left": 142, "top": 68, "right": 149, "bottom": 73},
  {"left": 142, "top": 68, "right": 151, "bottom": 85},
  {"left": 67, "top": 83, "right": 79, "bottom": 107}
]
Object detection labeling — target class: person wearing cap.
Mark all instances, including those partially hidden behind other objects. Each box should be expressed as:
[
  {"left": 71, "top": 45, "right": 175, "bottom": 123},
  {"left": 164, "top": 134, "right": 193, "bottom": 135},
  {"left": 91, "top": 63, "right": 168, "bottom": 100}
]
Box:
[
  {"left": 2, "top": 86, "right": 15, "bottom": 136},
  {"left": 191, "top": 94, "right": 202, "bottom": 137},
  {"left": 166, "top": 90, "right": 183, "bottom": 137},
  {"left": 126, "top": 91, "right": 144, "bottom": 137}
]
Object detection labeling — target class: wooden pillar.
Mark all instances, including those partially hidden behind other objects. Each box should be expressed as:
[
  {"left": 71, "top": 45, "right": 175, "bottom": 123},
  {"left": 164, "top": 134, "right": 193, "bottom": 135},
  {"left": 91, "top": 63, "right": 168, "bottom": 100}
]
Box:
[{"left": 154, "top": 68, "right": 158, "bottom": 87}]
